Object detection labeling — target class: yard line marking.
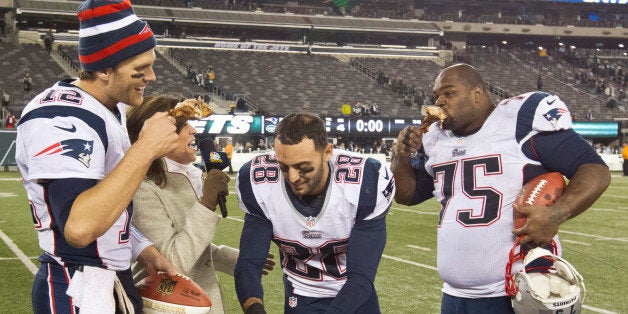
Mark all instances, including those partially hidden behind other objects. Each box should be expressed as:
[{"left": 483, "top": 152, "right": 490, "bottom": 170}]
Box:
[
  {"left": 582, "top": 305, "right": 617, "bottom": 314},
  {"left": 0, "top": 256, "right": 38, "bottom": 260},
  {"left": 406, "top": 245, "right": 431, "bottom": 251},
  {"left": 589, "top": 207, "right": 628, "bottom": 213},
  {"left": 0, "top": 192, "right": 18, "bottom": 197},
  {"left": 226, "top": 216, "right": 244, "bottom": 223},
  {"left": 0, "top": 178, "right": 21, "bottom": 181},
  {"left": 0, "top": 228, "right": 38, "bottom": 275},
  {"left": 561, "top": 239, "right": 591, "bottom": 246},
  {"left": 600, "top": 194, "right": 628, "bottom": 199},
  {"left": 382, "top": 254, "right": 438, "bottom": 271},
  {"left": 391, "top": 207, "right": 439, "bottom": 215},
  {"left": 559, "top": 230, "right": 628, "bottom": 242}
]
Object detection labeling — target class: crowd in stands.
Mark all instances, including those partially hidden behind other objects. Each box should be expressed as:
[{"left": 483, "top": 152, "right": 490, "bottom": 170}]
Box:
[{"left": 123, "top": 0, "right": 627, "bottom": 29}]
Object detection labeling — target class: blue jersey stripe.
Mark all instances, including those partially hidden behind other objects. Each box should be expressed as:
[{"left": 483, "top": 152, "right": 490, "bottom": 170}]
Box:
[
  {"left": 515, "top": 92, "right": 550, "bottom": 143},
  {"left": 19, "top": 105, "right": 109, "bottom": 152},
  {"left": 356, "top": 158, "right": 382, "bottom": 221},
  {"left": 238, "top": 161, "right": 267, "bottom": 218}
]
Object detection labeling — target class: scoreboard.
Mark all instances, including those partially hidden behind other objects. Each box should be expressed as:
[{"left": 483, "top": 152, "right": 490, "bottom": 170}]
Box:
[
  {"left": 190, "top": 115, "right": 423, "bottom": 136},
  {"left": 189, "top": 115, "right": 620, "bottom": 138}
]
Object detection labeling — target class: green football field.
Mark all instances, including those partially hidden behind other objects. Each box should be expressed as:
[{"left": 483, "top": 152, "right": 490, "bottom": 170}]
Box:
[{"left": 0, "top": 170, "right": 626, "bottom": 313}]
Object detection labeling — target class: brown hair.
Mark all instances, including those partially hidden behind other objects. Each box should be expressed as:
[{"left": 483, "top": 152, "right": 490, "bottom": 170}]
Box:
[
  {"left": 78, "top": 69, "right": 97, "bottom": 81},
  {"left": 126, "top": 94, "right": 187, "bottom": 186},
  {"left": 274, "top": 113, "right": 327, "bottom": 151}
]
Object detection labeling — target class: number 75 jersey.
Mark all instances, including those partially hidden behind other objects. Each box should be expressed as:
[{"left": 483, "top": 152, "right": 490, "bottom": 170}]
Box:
[
  {"left": 236, "top": 149, "right": 395, "bottom": 298},
  {"left": 421, "top": 92, "right": 570, "bottom": 297}
]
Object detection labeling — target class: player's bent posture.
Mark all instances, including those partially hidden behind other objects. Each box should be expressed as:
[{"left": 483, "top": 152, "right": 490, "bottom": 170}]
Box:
[
  {"left": 234, "top": 113, "right": 395, "bottom": 314},
  {"left": 392, "top": 64, "right": 610, "bottom": 313},
  {"left": 15, "top": 0, "right": 180, "bottom": 313}
]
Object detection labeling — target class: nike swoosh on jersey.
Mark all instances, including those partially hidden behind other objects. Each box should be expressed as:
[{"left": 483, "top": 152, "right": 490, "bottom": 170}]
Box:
[
  {"left": 547, "top": 99, "right": 556, "bottom": 105},
  {"left": 54, "top": 124, "right": 77, "bottom": 132}
]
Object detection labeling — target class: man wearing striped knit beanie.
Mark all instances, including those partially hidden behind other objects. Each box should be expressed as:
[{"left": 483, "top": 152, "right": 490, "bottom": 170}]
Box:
[{"left": 16, "top": 0, "right": 181, "bottom": 313}]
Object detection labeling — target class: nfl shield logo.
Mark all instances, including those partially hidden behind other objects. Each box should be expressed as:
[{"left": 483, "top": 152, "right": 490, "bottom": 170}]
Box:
[
  {"left": 305, "top": 216, "right": 316, "bottom": 228},
  {"left": 289, "top": 296, "right": 298, "bottom": 308}
]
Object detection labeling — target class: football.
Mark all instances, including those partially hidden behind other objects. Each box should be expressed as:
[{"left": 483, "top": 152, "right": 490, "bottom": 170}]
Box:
[
  {"left": 513, "top": 172, "right": 566, "bottom": 228},
  {"left": 136, "top": 272, "right": 211, "bottom": 314}
]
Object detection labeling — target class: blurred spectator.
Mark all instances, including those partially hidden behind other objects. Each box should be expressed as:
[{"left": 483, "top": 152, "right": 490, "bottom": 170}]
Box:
[
  {"left": 225, "top": 138, "right": 234, "bottom": 174},
  {"left": 257, "top": 138, "right": 266, "bottom": 151},
  {"left": 371, "top": 103, "right": 379, "bottom": 116},
  {"left": 341, "top": 101, "right": 352, "bottom": 116},
  {"left": 537, "top": 75, "right": 543, "bottom": 91},
  {"left": 206, "top": 67, "right": 215, "bottom": 90},
  {"left": 352, "top": 102, "right": 362, "bottom": 117},
  {"left": 43, "top": 30, "right": 54, "bottom": 54},
  {"left": 362, "top": 103, "right": 371, "bottom": 117},
  {"left": 622, "top": 142, "right": 628, "bottom": 176},
  {"left": 1, "top": 90, "right": 9, "bottom": 108},
  {"left": 23, "top": 72, "right": 32, "bottom": 92},
  {"left": 235, "top": 96, "right": 247, "bottom": 112},
  {"left": 5, "top": 113, "right": 16, "bottom": 128},
  {"left": 234, "top": 141, "right": 244, "bottom": 153}
]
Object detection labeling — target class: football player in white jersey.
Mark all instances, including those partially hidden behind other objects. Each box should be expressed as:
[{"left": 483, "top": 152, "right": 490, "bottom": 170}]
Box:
[
  {"left": 392, "top": 64, "right": 610, "bottom": 313},
  {"left": 234, "top": 113, "right": 395, "bottom": 313},
  {"left": 15, "top": 0, "right": 180, "bottom": 313}
]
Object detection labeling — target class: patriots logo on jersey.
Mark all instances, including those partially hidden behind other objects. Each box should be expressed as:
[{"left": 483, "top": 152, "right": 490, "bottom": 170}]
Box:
[
  {"left": 543, "top": 108, "right": 569, "bottom": 128},
  {"left": 34, "top": 139, "right": 94, "bottom": 168}
]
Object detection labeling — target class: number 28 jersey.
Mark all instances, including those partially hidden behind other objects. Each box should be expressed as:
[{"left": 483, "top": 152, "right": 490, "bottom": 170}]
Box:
[{"left": 236, "top": 149, "right": 394, "bottom": 298}]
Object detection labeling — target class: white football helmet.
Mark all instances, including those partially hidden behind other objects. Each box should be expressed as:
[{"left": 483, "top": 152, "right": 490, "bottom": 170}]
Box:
[{"left": 507, "top": 246, "right": 585, "bottom": 314}]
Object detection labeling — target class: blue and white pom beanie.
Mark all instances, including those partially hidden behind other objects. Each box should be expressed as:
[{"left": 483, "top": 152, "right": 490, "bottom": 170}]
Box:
[{"left": 77, "top": 0, "right": 156, "bottom": 72}]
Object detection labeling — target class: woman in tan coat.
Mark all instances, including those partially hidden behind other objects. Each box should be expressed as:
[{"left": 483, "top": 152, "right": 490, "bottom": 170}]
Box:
[{"left": 126, "top": 94, "right": 273, "bottom": 313}]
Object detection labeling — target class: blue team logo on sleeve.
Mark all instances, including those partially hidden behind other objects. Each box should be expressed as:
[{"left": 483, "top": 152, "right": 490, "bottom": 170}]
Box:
[
  {"left": 34, "top": 139, "right": 94, "bottom": 168},
  {"left": 543, "top": 108, "right": 569, "bottom": 128}
]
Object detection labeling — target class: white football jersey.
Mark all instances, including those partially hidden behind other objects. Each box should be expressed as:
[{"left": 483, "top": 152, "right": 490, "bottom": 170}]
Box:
[
  {"left": 236, "top": 149, "right": 394, "bottom": 298},
  {"left": 16, "top": 79, "right": 134, "bottom": 270},
  {"left": 421, "top": 92, "right": 567, "bottom": 298}
]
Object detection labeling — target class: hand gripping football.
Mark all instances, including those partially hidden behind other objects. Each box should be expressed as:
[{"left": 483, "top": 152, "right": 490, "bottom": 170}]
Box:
[
  {"left": 136, "top": 272, "right": 211, "bottom": 314},
  {"left": 513, "top": 172, "right": 566, "bottom": 228}
]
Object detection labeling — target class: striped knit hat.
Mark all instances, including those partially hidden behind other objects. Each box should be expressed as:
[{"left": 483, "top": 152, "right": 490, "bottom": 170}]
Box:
[{"left": 77, "top": 0, "right": 156, "bottom": 72}]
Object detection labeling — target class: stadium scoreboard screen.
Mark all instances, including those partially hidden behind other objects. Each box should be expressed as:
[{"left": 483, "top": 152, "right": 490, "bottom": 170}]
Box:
[
  {"left": 190, "top": 115, "right": 422, "bottom": 136},
  {"left": 323, "top": 117, "right": 422, "bottom": 135},
  {"left": 191, "top": 115, "right": 619, "bottom": 138}
]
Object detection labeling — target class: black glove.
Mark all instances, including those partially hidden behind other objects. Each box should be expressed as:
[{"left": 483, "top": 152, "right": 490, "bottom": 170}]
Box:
[{"left": 245, "top": 302, "right": 266, "bottom": 314}]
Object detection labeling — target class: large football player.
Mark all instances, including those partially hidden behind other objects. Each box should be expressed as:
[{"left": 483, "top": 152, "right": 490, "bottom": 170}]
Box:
[
  {"left": 234, "top": 113, "right": 395, "bottom": 313},
  {"left": 392, "top": 64, "right": 610, "bottom": 313},
  {"left": 15, "top": 0, "right": 180, "bottom": 313}
]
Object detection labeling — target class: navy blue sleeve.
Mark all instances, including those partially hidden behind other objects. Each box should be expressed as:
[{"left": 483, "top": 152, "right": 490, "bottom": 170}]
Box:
[
  {"left": 45, "top": 178, "right": 109, "bottom": 265},
  {"left": 234, "top": 213, "right": 274, "bottom": 306},
  {"left": 326, "top": 217, "right": 386, "bottom": 313},
  {"left": 410, "top": 153, "right": 435, "bottom": 205},
  {"left": 522, "top": 129, "right": 606, "bottom": 179},
  {"left": 46, "top": 178, "right": 97, "bottom": 238}
]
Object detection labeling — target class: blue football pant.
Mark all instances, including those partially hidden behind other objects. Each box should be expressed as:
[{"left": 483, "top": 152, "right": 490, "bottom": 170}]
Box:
[
  {"left": 441, "top": 293, "right": 514, "bottom": 314},
  {"left": 32, "top": 263, "right": 142, "bottom": 314}
]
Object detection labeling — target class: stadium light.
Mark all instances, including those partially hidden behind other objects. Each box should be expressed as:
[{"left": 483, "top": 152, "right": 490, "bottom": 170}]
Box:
[
  {"left": 502, "top": 40, "right": 508, "bottom": 45},
  {"left": 570, "top": 45, "right": 576, "bottom": 49},
  {"left": 619, "top": 43, "right": 624, "bottom": 48},
  {"left": 558, "top": 42, "right": 564, "bottom": 46}
]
